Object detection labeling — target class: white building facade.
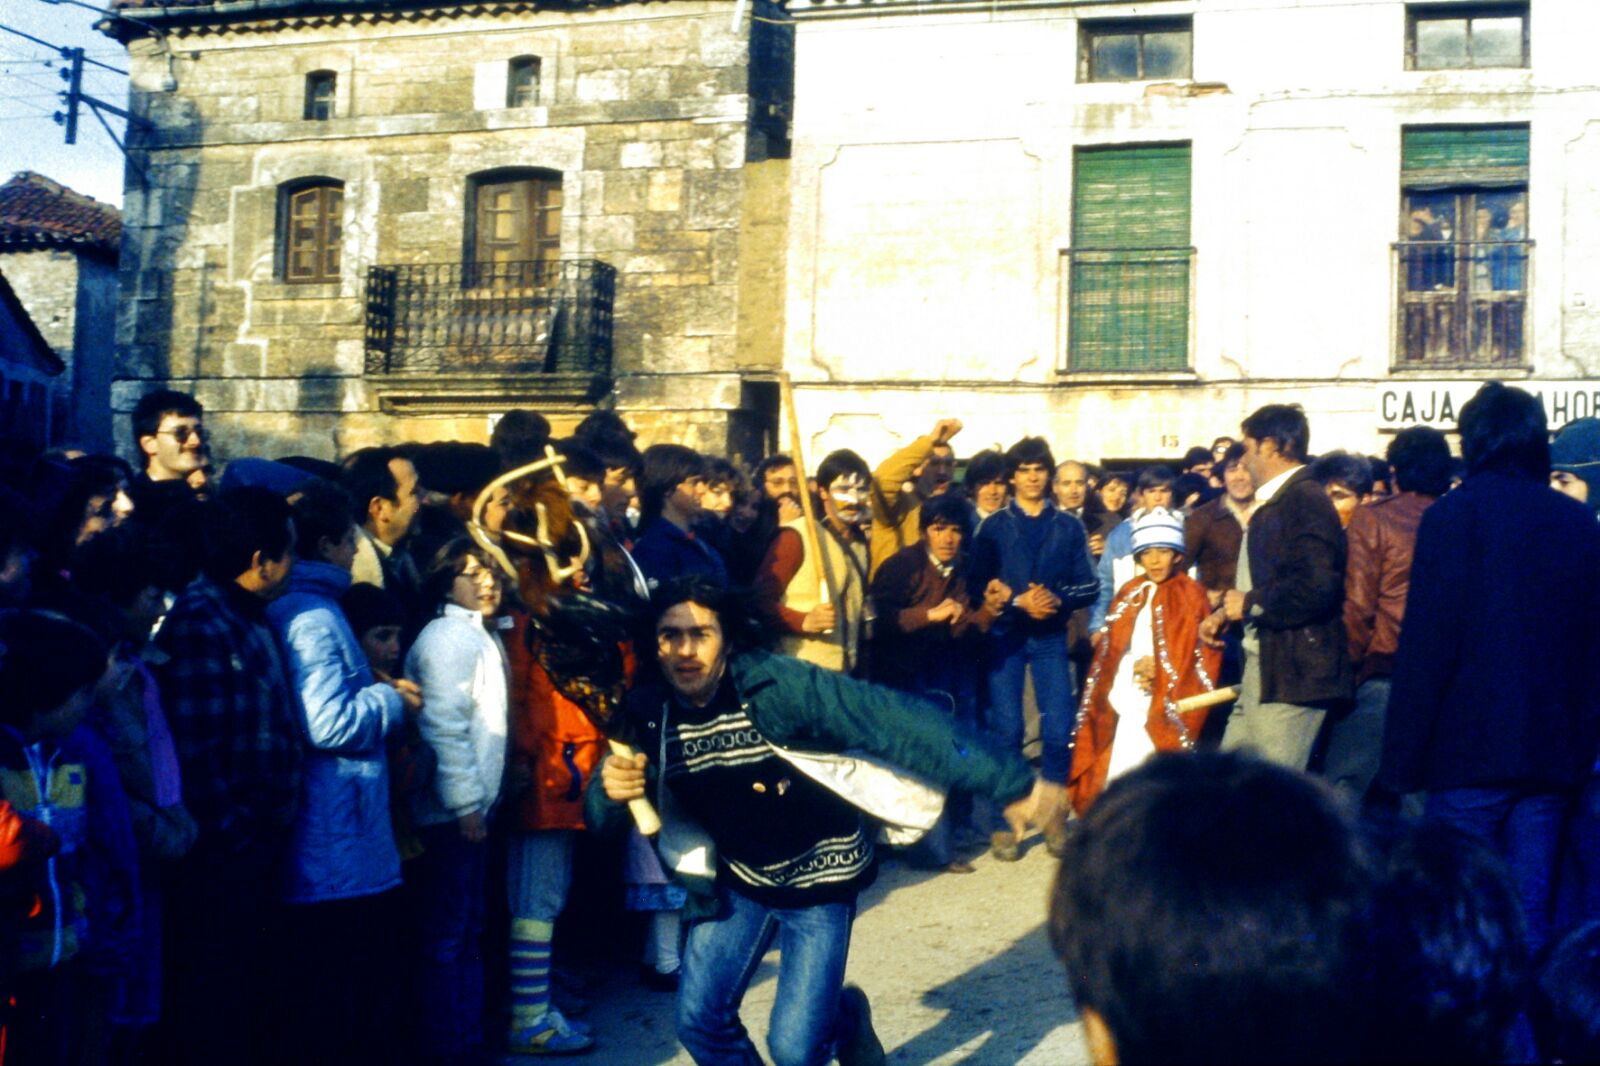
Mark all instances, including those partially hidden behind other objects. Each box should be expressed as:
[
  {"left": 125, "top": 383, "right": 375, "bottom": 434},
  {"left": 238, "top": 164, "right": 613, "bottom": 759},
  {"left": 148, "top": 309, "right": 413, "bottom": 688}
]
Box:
[{"left": 781, "top": 0, "right": 1600, "bottom": 464}]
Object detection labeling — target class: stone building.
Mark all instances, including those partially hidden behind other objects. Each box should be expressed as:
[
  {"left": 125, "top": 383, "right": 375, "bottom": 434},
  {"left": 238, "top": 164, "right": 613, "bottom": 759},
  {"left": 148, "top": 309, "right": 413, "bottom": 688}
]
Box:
[
  {"left": 0, "top": 269, "right": 65, "bottom": 449},
  {"left": 103, "top": 0, "right": 792, "bottom": 462},
  {"left": 782, "top": 0, "right": 1600, "bottom": 465},
  {"left": 0, "top": 173, "right": 122, "bottom": 451}
]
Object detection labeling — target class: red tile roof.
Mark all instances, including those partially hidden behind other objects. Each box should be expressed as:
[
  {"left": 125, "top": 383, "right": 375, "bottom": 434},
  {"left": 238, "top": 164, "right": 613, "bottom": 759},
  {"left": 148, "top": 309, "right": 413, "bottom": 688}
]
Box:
[{"left": 0, "top": 172, "right": 122, "bottom": 258}]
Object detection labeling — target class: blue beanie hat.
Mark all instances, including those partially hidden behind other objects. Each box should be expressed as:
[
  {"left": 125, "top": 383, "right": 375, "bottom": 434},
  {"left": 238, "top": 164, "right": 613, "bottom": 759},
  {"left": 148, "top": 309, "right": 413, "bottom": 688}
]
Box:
[
  {"left": 1551, "top": 417, "right": 1600, "bottom": 513},
  {"left": 1131, "top": 507, "right": 1186, "bottom": 556}
]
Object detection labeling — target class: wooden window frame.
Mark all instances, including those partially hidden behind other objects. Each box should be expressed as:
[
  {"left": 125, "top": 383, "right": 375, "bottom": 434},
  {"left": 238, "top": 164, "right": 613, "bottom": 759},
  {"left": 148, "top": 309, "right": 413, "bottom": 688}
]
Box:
[
  {"left": 1078, "top": 18, "right": 1194, "bottom": 83},
  {"left": 507, "top": 55, "right": 542, "bottom": 108},
  {"left": 463, "top": 169, "right": 563, "bottom": 289},
  {"left": 280, "top": 180, "right": 344, "bottom": 284},
  {"left": 304, "top": 70, "right": 337, "bottom": 121},
  {"left": 1405, "top": 3, "right": 1529, "bottom": 70}
]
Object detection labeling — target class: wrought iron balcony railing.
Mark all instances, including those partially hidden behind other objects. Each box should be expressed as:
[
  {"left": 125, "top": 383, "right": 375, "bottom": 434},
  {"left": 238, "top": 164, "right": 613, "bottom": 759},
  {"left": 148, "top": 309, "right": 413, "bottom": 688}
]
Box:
[
  {"left": 1395, "top": 240, "right": 1531, "bottom": 367},
  {"left": 1063, "top": 247, "right": 1195, "bottom": 372},
  {"left": 364, "top": 259, "right": 616, "bottom": 376}
]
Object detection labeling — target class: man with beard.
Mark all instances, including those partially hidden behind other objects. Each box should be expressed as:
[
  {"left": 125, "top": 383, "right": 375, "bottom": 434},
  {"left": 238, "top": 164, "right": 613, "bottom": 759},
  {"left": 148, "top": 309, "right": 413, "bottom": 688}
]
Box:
[{"left": 755, "top": 450, "right": 874, "bottom": 675}]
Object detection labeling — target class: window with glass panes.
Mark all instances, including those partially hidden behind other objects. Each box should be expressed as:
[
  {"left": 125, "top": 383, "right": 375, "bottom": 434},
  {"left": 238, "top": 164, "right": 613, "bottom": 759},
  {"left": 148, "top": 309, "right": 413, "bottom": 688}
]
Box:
[
  {"left": 1396, "top": 125, "right": 1529, "bottom": 367},
  {"left": 1079, "top": 19, "right": 1193, "bottom": 82},
  {"left": 507, "top": 56, "right": 541, "bottom": 107},
  {"left": 304, "top": 71, "right": 336, "bottom": 120},
  {"left": 1407, "top": 4, "right": 1527, "bottom": 69},
  {"left": 282, "top": 182, "right": 343, "bottom": 283}
]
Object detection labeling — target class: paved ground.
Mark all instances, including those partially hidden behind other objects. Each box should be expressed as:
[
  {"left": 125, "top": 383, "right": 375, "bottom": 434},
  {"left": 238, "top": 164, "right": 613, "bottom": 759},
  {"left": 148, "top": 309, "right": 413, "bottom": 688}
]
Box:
[{"left": 566, "top": 836, "right": 1090, "bottom": 1065}]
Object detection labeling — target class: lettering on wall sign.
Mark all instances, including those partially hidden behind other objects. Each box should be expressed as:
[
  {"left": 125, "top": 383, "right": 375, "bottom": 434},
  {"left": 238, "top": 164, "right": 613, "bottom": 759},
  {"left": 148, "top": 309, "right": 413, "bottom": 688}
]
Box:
[{"left": 1377, "top": 381, "right": 1600, "bottom": 432}]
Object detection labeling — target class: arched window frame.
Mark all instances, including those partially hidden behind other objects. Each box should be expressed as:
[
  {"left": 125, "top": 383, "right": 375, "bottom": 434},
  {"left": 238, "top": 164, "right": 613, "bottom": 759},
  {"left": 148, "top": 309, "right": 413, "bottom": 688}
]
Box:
[
  {"left": 279, "top": 178, "right": 345, "bottom": 284},
  {"left": 507, "top": 55, "right": 542, "bottom": 107}
]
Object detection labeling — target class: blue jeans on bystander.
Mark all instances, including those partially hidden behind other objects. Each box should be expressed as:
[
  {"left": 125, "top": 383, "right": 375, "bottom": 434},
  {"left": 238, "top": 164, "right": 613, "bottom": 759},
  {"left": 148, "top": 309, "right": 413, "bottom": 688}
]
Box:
[{"left": 986, "top": 631, "right": 1076, "bottom": 786}]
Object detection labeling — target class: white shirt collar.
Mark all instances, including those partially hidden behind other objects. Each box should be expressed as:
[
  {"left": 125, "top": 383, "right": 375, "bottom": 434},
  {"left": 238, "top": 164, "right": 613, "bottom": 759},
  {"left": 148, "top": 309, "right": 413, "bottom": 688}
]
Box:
[{"left": 1254, "top": 464, "right": 1304, "bottom": 506}]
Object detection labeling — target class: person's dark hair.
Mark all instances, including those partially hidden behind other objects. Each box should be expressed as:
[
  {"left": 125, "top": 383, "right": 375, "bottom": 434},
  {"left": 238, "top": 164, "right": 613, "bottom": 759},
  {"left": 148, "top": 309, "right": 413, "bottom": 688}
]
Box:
[
  {"left": 1241, "top": 404, "right": 1311, "bottom": 463},
  {"left": 553, "top": 439, "right": 605, "bottom": 484},
  {"left": 201, "top": 487, "right": 293, "bottom": 585},
  {"left": 1219, "top": 440, "right": 1249, "bottom": 474},
  {"left": 1134, "top": 465, "right": 1177, "bottom": 493},
  {"left": 964, "top": 449, "right": 1006, "bottom": 491},
  {"left": 703, "top": 456, "right": 742, "bottom": 492},
  {"left": 1181, "top": 445, "right": 1213, "bottom": 471},
  {"left": 1362, "top": 821, "right": 1527, "bottom": 1065},
  {"left": 1172, "top": 473, "right": 1209, "bottom": 509},
  {"left": 32, "top": 458, "right": 121, "bottom": 568},
  {"left": 1530, "top": 920, "right": 1600, "bottom": 1065},
  {"left": 1049, "top": 752, "right": 1376, "bottom": 1064},
  {"left": 289, "top": 478, "right": 358, "bottom": 561},
  {"left": 919, "top": 491, "right": 971, "bottom": 533},
  {"left": 1457, "top": 381, "right": 1549, "bottom": 481},
  {"left": 752, "top": 454, "right": 795, "bottom": 494},
  {"left": 814, "top": 449, "right": 870, "bottom": 491},
  {"left": 1311, "top": 451, "right": 1373, "bottom": 496},
  {"left": 644, "top": 575, "right": 770, "bottom": 655},
  {"left": 1366, "top": 456, "right": 1393, "bottom": 495},
  {"left": 274, "top": 455, "right": 343, "bottom": 482},
  {"left": 0, "top": 609, "right": 108, "bottom": 723},
  {"left": 1386, "top": 426, "right": 1452, "bottom": 497},
  {"left": 411, "top": 442, "right": 500, "bottom": 499},
  {"left": 71, "top": 522, "right": 170, "bottom": 608},
  {"left": 1211, "top": 435, "right": 1236, "bottom": 452},
  {"left": 341, "top": 582, "right": 406, "bottom": 637},
  {"left": 1003, "top": 437, "right": 1056, "bottom": 479},
  {"left": 340, "top": 447, "right": 402, "bottom": 525},
  {"left": 638, "top": 444, "right": 708, "bottom": 526},
  {"left": 131, "top": 388, "right": 203, "bottom": 458},
  {"left": 571, "top": 411, "right": 641, "bottom": 475},
  {"left": 490, "top": 409, "right": 552, "bottom": 471},
  {"left": 417, "top": 535, "right": 493, "bottom": 614}
]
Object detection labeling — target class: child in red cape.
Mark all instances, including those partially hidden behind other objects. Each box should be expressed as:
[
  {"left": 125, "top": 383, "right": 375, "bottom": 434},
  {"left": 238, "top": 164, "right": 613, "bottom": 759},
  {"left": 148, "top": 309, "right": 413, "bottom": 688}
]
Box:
[{"left": 1069, "top": 508, "right": 1222, "bottom": 815}]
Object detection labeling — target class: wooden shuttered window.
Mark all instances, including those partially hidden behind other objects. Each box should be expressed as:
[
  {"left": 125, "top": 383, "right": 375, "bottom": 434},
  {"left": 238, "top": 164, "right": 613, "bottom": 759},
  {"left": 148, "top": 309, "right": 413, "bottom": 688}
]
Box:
[
  {"left": 284, "top": 183, "right": 343, "bottom": 283},
  {"left": 1402, "top": 125, "right": 1529, "bottom": 189},
  {"left": 472, "top": 173, "right": 562, "bottom": 275},
  {"left": 1068, "top": 144, "right": 1192, "bottom": 371}
]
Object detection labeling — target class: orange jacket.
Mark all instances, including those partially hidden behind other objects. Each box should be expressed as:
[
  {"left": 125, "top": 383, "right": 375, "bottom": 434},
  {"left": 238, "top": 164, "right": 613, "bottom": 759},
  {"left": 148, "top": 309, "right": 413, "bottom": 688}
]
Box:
[
  {"left": 1068, "top": 572, "right": 1221, "bottom": 816},
  {"left": 504, "top": 611, "right": 609, "bottom": 832}
]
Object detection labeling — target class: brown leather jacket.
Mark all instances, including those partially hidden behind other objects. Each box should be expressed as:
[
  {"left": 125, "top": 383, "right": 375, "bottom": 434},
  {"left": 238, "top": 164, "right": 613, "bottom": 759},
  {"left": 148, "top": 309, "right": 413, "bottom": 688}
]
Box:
[
  {"left": 1343, "top": 491, "right": 1435, "bottom": 685},
  {"left": 1184, "top": 494, "right": 1249, "bottom": 593}
]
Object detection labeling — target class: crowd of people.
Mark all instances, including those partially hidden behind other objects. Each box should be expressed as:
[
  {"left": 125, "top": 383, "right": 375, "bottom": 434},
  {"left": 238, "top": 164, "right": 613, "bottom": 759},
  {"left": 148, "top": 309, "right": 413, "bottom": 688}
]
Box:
[{"left": 0, "top": 381, "right": 1597, "bottom": 1065}]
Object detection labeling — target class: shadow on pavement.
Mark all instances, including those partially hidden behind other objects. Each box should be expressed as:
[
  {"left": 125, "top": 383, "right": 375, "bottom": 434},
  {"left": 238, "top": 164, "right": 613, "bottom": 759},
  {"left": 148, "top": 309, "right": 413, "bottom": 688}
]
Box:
[{"left": 888, "top": 924, "right": 1080, "bottom": 1065}]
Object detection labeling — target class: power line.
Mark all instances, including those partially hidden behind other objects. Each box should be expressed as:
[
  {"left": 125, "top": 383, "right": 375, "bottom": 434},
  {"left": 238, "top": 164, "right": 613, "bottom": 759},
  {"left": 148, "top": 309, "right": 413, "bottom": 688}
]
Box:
[{"left": 0, "top": 23, "right": 126, "bottom": 74}]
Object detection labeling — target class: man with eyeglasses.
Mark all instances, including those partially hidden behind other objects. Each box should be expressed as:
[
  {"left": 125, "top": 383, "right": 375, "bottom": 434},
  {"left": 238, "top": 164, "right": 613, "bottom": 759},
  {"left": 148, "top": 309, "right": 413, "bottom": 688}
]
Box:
[{"left": 131, "top": 388, "right": 208, "bottom": 506}]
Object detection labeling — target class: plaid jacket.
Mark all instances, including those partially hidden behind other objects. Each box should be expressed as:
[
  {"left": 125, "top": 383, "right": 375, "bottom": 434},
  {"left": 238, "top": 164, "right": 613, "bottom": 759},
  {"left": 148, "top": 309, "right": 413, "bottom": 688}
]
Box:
[{"left": 154, "top": 576, "right": 302, "bottom": 843}]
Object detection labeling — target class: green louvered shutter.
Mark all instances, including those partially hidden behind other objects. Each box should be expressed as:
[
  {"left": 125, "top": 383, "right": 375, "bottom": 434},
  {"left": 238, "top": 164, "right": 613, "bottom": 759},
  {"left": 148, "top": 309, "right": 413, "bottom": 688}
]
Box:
[
  {"left": 1401, "top": 125, "right": 1529, "bottom": 189},
  {"left": 1069, "top": 144, "right": 1192, "bottom": 371}
]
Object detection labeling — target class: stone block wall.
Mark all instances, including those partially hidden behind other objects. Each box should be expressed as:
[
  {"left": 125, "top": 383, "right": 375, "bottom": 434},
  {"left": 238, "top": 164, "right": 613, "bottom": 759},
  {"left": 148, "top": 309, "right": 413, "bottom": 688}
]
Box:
[
  {"left": 112, "top": 0, "right": 791, "bottom": 464},
  {"left": 1, "top": 249, "right": 116, "bottom": 450}
]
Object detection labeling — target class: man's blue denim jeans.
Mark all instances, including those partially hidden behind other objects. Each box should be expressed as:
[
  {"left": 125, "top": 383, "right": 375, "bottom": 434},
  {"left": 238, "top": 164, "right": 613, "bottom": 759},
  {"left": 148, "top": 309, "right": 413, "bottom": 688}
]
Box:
[
  {"left": 676, "top": 889, "right": 855, "bottom": 1066},
  {"left": 411, "top": 824, "right": 488, "bottom": 1060},
  {"left": 987, "top": 630, "right": 1075, "bottom": 784},
  {"left": 1426, "top": 786, "right": 1569, "bottom": 953}
]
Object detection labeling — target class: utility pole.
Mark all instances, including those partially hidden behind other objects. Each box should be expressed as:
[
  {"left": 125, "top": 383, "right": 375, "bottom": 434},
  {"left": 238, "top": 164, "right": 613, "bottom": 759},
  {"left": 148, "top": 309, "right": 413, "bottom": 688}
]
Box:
[{"left": 55, "top": 45, "right": 83, "bottom": 144}]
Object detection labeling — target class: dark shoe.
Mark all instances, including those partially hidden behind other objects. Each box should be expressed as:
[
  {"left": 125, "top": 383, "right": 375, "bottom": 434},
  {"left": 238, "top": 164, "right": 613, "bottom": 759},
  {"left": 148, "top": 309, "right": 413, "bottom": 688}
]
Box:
[
  {"left": 943, "top": 860, "right": 976, "bottom": 874},
  {"left": 836, "top": 985, "right": 886, "bottom": 1066},
  {"left": 640, "top": 965, "right": 679, "bottom": 992},
  {"left": 990, "top": 830, "right": 1020, "bottom": 862}
]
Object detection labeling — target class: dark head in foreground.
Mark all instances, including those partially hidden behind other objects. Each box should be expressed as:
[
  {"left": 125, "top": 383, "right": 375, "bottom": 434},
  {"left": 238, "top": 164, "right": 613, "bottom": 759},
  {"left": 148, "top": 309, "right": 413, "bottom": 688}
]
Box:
[{"left": 1049, "top": 752, "right": 1375, "bottom": 1065}]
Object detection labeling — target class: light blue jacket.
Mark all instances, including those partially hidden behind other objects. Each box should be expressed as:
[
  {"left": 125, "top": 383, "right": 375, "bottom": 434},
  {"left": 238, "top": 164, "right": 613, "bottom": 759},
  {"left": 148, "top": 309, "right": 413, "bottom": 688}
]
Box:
[{"left": 267, "top": 560, "right": 404, "bottom": 903}]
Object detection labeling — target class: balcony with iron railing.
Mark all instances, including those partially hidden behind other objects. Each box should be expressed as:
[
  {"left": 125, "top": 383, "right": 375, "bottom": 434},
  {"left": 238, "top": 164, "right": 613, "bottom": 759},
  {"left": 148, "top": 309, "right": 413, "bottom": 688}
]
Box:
[
  {"left": 364, "top": 259, "right": 616, "bottom": 391},
  {"left": 1394, "top": 240, "right": 1531, "bottom": 368},
  {"left": 1061, "top": 247, "right": 1195, "bottom": 373}
]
